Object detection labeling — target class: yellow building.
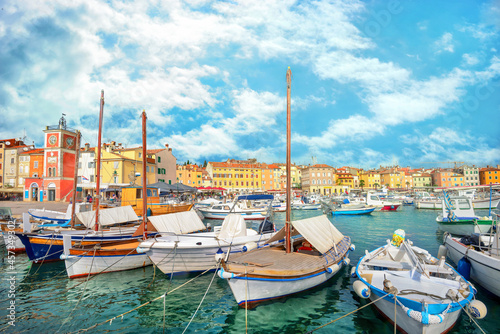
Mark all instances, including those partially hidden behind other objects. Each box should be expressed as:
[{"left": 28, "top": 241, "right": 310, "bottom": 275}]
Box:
[
  {"left": 277, "top": 163, "right": 300, "bottom": 190},
  {"left": 359, "top": 171, "right": 381, "bottom": 190},
  {"left": 206, "top": 160, "right": 262, "bottom": 193},
  {"left": 261, "top": 163, "right": 282, "bottom": 191},
  {"left": 177, "top": 164, "right": 204, "bottom": 187},
  {"left": 412, "top": 173, "right": 432, "bottom": 188},
  {"left": 102, "top": 145, "right": 156, "bottom": 187},
  {"left": 380, "top": 169, "right": 407, "bottom": 189}
]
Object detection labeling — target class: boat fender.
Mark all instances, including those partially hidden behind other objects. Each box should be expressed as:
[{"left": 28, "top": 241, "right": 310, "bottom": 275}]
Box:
[
  {"left": 457, "top": 257, "right": 471, "bottom": 280},
  {"left": 136, "top": 247, "right": 148, "bottom": 254},
  {"left": 468, "top": 300, "right": 487, "bottom": 319},
  {"left": 437, "top": 245, "right": 448, "bottom": 260},
  {"left": 217, "top": 268, "right": 235, "bottom": 279},
  {"left": 343, "top": 257, "right": 350, "bottom": 266},
  {"left": 326, "top": 264, "right": 340, "bottom": 274},
  {"left": 215, "top": 248, "right": 225, "bottom": 262},
  {"left": 353, "top": 280, "right": 370, "bottom": 299},
  {"left": 400, "top": 304, "right": 448, "bottom": 325},
  {"left": 350, "top": 267, "right": 357, "bottom": 278},
  {"left": 242, "top": 242, "right": 257, "bottom": 252},
  {"left": 350, "top": 244, "right": 355, "bottom": 251}
]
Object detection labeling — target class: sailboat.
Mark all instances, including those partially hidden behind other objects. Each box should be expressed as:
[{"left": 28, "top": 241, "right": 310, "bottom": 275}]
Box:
[
  {"left": 218, "top": 68, "right": 353, "bottom": 308},
  {"left": 60, "top": 99, "right": 153, "bottom": 278}
]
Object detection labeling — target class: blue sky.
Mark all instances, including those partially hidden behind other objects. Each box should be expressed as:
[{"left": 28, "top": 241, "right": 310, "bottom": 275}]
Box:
[{"left": 1, "top": 0, "right": 499, "bottom": 169}]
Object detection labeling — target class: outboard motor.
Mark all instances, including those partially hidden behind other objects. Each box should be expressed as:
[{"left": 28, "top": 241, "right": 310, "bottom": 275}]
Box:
[{"left": 259, "top": 219, "right": 275, "bottom": 234}]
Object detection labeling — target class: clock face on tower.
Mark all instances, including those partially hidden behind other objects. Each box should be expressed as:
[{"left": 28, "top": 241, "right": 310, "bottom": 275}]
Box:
[
  {"left": 49, "top": 135, "right": 57, "bottom": 145},
  {"left": 66, "top": 137, "right": 74, "bottom": 148}
]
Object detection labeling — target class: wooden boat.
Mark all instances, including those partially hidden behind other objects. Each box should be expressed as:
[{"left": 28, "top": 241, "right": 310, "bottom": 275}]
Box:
[
  {"left": 218, "top": 68, "right": 352, "bottom": 308},
  {"left": 61, "top": 107, "right": 155, "bottom": 277},
  {"left": 0, "top": 207, "right": 25, "bottom": 252},
  {"left": 436, "top": 193, "right": 494, "bottom": 236},
  {"left": 443, "top": 224, "right": 500, "bottom": 297},
  {"left": 137, "top": 210, "right": 275, "bottom": 275},
  {"left": 354, "top": 229, "right": 485, "bottom": 334},
  {"left": 321, "top": 200, "right": 376, "bottom": 215}
]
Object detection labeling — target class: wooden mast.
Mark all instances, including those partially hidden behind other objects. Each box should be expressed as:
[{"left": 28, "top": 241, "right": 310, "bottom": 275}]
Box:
[
  {"left": 70, "top": 130, "right": 80, "bottom": 228},
  {"left": 141, "top": 110, "right": 148, "bottom": 239},
  {"left": 94, "top": 90, "right": 105, "bottom": 232},
  {"left": 285, "top": 67, "right": 292, "bottom": 253}
]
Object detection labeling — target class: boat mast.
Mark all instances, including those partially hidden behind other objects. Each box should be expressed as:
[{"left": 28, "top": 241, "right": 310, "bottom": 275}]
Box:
[
  {"left": 141, "top": 110, "right": 148, "bottom": 239},
  {"left": 285, "top": 67, "right": 292, "bottom": 254},
  {"left": 70, "top": 130, "right": 81, "bottom": 228},
  {"left": 94, "top": 90, "right": 105, "bottom": 232}
]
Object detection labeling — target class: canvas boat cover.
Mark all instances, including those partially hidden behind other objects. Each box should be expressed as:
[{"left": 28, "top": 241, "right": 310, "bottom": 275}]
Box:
[
  {"left": 217, "top": 214, "right": 247, "bottom": 239},
  {"left": 148, "top": 210, "right": 206, "bottom": 235},
  {"left": 77, "top": 206, "right": 139, "bottom": 228},
  {"left": 291, "top": 215, "right": 344, "bottom": 254},
  {"left": 264, "top": 216, "right": 344, "bottom": 254}
]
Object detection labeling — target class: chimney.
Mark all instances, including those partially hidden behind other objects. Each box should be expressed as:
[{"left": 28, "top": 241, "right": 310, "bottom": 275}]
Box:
[
  {"left": 85, "top": 143, "right": 90, "bottom": 150},
  {"left": 165, "top": 144, "right": 169, "bottom": 149}
]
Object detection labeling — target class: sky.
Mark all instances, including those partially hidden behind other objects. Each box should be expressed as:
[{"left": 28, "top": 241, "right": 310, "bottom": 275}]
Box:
[{"left": 1, "top": 0, "right": 499, "bottom": 169}]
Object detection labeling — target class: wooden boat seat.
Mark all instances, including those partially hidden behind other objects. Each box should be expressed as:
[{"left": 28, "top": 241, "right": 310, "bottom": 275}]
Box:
[{"left": 365, "top": 259, "right": 454, "bottom": 274}]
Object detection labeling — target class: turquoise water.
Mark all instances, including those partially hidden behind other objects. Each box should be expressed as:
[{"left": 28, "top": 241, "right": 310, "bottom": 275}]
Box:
[{"left": 1, "top": 206, "right": 499, "bottom": 333}]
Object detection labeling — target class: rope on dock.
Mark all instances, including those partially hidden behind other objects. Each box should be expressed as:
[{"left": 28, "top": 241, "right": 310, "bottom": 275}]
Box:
[
  {"left": 305, "top": 293, "right": 389, "bottom": 333},
  {"left": 457, "top": 299, "right": 487, "bottom": 334},
  {"left": 68, "top": 265, "right": 217, "bottom": 333}
]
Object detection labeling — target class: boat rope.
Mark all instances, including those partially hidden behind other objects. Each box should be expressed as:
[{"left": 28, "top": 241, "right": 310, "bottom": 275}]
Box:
[
  {"left": 456, "top": 299, "right": 487, "bottom": 334},
  {"left": 245, "top": 266, "right": 248, "bottom": 333},
  {"left": 147, "top": 263, "right": 157, "bottom": 289},
  {"left": 181, "top": 261, "right": 221, "bottom": 334},
  {"left": 305, "top": 293, "right": 389, "bottom": 333},
  {"left": 397, "top": 289, "right": 446, "bottom": 301},
  {"left": 30, "top": 233, "right": 57, "bottom": 275},
  {"left": 55, "top": 249, "right": 96, "bottom": 334},
  {"left": 68, "top": 266, "right": 216, "bottom": 333},
  {"left": 394, "top": 297, "right": 451, "bottom": 324}
]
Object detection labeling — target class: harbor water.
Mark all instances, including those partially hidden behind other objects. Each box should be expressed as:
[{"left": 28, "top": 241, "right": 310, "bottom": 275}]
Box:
[{"left": 1, "top": 205, "right": 499, "bottom": 333}]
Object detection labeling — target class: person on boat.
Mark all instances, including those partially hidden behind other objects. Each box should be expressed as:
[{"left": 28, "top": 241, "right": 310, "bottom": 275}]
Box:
[{"left": 87, "top": 194, "right": 92, "bottom": 203}]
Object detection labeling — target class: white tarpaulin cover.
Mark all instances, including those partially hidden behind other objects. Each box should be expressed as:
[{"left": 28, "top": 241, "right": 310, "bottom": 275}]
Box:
[
  {"left": 148, "top": 210, "right": 206, "bottom": 235},
  {"left": 77, "top": 206, "right": 139, "bottom": 228},
  {"left": 291, "top": 215, "right": 344, "bottom": 254},
  {"left": 217, "top": 214, "right": 247, "bottom": 239}
]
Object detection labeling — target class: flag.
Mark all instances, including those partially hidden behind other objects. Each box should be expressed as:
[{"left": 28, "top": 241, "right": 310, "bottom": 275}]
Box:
[{"left": 82, "top": 175, "right": 89, "bottom": 182}]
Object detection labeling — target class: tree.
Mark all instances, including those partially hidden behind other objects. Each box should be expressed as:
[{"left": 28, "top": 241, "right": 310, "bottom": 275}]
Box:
[
  {"left": 373, "top": 183, "right": 379, "bottom": 189},
  {"left": 203, "top": 160, "right": 207, "bottom": 168},
  {"left": 359, "top": 179, "right": 365, "bottom": 191},
  {"left": 406, "top": 181, "right": 410, "bottom": 190}
]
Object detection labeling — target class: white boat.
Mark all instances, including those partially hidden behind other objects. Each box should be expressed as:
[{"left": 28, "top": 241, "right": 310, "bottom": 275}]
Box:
[
  {"left": 354, "top": 230, "right": 485, "bottom": 334},
  {"left": 291, "top": 198, "right": 321, "bottom": 210},
  {"left": 198, "top": 194, "right": 273, "bottom": 220},
  {"left": 218, "top": 68, "right": 352, "bottom": 308},
  {"left": 436, "top": 193, "right": 494, "bottom": 236},
  {"left": 137, "top": 210, "right": 276, "bottom": 275},
  {"left": 366, "top": 192, "right": 400, "bottom": 211},
  {"left": 443, "top": 224, "right": 500, "bottom": 297},
  {"left": 194, "top": 198, "right": 222, "bottom": 209},
  {"left": 219, "top": 215, "right": 352, "bottom": 307}
]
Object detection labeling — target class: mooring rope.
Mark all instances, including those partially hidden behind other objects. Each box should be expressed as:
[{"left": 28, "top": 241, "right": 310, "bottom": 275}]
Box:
[
  {"left": 305, "top": 293, "right": 389, "bottom": 333},
  {"left": 55, "top": 249, "right": 97, "bottom": 333},
  {"left": 457, "top": 300, "right": 487, "bottom": 334},
  {"left": 181, "top": 261, "right": 221, "bottom": 334},
  {"left": 68, "top": 265, "right": 216, "bottom": 333}
]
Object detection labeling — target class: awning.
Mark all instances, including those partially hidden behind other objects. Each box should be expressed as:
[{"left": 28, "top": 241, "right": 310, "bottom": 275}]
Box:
[
  {"left": 77, "top": 205, "right": 139, "bottom": 228},
  {"left": 291, "top": 215, "right": 344, "bottom": 254},
  {"left": 148, "top": 210, "right": 205, "bottom": 235}
]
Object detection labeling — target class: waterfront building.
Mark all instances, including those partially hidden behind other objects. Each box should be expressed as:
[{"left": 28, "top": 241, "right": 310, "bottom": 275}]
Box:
[
  {"left": 18, "top": 148, "right": 43, "bottom": 200},
  {"left": 148, "top": 144, "right": 176, "bottom": 184},
  {"left": 177, "top": 164, "right": 204, "bottom": 187},
  {"left": 277, "top": 163, "right": 300, "bottom": 190},
  {"left": 206, "top": 159, "right": 262, "bottom": 193},
  {"left": 379, "top": 168, "right": 407, "bottom": 189},
  {"left": 359, "top": 170, "right": 381, "bottom": 190},
  {"left": 456, "top": 165, "right": 480, "bottom": 186},
  {"left": 301, "top": 164, "right": 335, "bottom": 195},
  {"left": 261, "top": 163, "right": 281, "bottom": 192},
  {"left": 0, "top": 138, "right": 24, "bottom": 191},
  {"left": 412, "top": 172, "right": 432, "bottom": 189},
  {"left": 105, "top": 144, "right": 156, "bottom": 187},
  {"left": 24, "top": 115, "right": 78, "bottom": 202},
  {"left": 335, "top": 167, "right": 354, "bottom": 191},
  {"left": 479, "top": 166, "right": 500, "bottom": 185},
  {"left": 432, "top": 169, "right": 465, "bottom": 188}
]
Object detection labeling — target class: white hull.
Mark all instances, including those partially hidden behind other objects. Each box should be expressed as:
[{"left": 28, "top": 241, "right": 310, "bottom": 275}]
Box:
[
  {"left": 139, "top": 232, "right": 274, "bottom": 274},
  {"left": 436, "top": 220, "right": 492, "bottom": 236},
  {"left": 444, "top": 235, "right": 500, "bottom": 297},
  {"left": 417, "top": 198, "right": 500, "bottom": 210},
  {"left": 63, "top": 253, "right": 151, "bottom": 278},
  {"left": 199, "top": 210, "right": 268, "bottom": 220},
  {"left": 369, "top": 292, "right": 462, "bottom": 334},
  {"left": 225, "top": 262, "right": 344, "bottom": 306}
]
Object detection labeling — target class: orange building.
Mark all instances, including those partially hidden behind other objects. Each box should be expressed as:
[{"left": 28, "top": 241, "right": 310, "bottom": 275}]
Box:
[
  {"left": 479, "top": 167, "right": 500, "bottom": 185},
  {"left": 431, "top": 169, "right": 465, "bottom": 188}
]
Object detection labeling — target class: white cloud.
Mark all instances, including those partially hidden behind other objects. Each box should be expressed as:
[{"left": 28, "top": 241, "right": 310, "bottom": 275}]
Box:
[
  {"left": 462, "top": 53, "right": 480, "bottom": 66},
  {"left": 435, "top": 32, "right": 454, "bottom": 53}
]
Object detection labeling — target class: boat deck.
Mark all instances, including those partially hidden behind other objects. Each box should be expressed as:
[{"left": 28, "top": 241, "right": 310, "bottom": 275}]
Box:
[{"left": 225, "top": 237, "right": 350, "bottom": 277}]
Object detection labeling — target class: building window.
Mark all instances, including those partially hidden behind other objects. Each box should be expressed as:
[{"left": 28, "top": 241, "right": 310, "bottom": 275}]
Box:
[
  {"left": 114, "top": 162, "right": 119, "bottom": 169},
  {"left": 158, "top": 157, "right": 161, "bottom": 163}
]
